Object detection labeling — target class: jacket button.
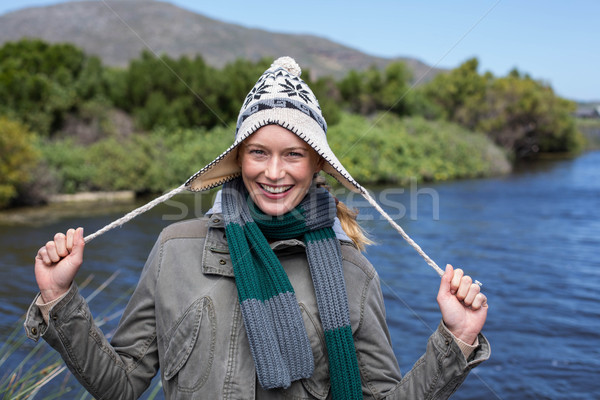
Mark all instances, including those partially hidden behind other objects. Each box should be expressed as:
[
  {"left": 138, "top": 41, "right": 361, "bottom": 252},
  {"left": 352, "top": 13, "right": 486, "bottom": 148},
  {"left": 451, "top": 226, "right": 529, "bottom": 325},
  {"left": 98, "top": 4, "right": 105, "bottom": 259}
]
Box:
[
  {"left": 31, "top": 327, "right": 38, "bottom": 335},
  {"left": 219, "top": 259, "right": 227, "bottom": 265}
]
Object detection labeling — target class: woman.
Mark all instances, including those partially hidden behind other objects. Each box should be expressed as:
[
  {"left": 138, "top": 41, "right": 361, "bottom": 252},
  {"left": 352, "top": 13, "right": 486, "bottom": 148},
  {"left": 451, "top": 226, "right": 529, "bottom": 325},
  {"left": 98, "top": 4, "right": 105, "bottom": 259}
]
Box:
[{"left": 26, "top": 57, "right": 489, "bottom": 399}]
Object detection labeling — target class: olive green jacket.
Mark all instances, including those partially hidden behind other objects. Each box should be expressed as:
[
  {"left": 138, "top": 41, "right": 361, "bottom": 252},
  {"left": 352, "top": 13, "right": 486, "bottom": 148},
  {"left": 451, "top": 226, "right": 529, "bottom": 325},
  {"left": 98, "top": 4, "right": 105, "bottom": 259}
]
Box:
[{"left": 25, "top": 215, "right": 490, "bottom": 399}]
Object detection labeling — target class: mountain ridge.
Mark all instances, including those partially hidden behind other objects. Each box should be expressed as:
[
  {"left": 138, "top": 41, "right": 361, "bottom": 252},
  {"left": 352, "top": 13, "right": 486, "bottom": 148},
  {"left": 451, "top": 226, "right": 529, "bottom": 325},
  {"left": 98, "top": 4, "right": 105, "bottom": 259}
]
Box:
[{"left": 0, "top": 0, "right": 443, "bottom": 81}]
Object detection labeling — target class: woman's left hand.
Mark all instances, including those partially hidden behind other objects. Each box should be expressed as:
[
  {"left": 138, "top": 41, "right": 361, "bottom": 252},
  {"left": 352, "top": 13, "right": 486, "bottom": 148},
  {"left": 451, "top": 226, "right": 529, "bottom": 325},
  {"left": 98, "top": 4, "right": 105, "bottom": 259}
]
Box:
[{"left": 437, "top": 264, "right": 488, "bottom": 345}]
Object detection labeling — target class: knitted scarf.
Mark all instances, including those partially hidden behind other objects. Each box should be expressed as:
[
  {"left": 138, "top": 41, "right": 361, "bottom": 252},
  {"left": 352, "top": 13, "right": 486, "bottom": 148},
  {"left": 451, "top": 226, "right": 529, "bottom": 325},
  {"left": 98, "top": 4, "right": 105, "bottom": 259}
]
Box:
[{"left": 221, "top": 177, "right": 362, "bottom": 399}]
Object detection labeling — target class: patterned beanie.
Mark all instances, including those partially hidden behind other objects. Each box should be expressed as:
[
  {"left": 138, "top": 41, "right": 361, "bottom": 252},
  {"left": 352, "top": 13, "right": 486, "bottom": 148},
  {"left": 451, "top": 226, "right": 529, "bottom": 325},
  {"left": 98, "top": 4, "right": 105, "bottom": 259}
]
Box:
[{"left": 184, "top": 56, "right": 361, "bottom": 193}]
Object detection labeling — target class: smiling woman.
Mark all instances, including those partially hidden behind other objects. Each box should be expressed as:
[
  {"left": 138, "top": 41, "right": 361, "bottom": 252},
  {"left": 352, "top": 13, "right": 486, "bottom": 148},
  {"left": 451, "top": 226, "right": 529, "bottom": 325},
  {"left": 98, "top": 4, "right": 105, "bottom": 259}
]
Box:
[
  {"left": 238, "top": 125, "right": 323, "bottom": 216},
  {"left": 25, "top": 57, "right": 489, "bottom": 399}
]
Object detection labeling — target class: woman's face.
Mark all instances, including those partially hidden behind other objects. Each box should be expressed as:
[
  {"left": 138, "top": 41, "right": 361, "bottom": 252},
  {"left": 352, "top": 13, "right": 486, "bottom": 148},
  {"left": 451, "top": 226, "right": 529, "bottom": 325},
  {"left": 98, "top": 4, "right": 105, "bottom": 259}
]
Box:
[{"left": 238, "top": 125, "right": 323, "bottom": 216}]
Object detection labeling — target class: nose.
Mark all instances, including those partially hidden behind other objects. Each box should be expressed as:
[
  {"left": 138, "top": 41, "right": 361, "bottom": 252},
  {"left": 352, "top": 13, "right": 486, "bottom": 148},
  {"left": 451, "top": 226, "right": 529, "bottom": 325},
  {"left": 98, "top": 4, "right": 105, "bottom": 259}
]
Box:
[{"left": 265, "top": 156, "right": 285, "bottom": 181}]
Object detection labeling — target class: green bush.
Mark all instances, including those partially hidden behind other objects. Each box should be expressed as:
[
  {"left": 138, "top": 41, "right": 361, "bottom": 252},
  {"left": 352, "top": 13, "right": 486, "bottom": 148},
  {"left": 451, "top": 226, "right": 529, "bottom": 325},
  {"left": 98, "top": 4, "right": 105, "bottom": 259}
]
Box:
[
  {"left": 39, "top": 138, "right": 94, "bottom": 193},
  {"left": 158, "top": 124, "right": 236, "bottom": 184},
  {"left": 37, "top": 126, "right": 236, "bottom": 195},
  {"left": 35, "top": 116, "right": 510, "bottom": 197},
  {"left": 421, "top": 59, "right": 582, "bottom": 158},
  {"left": 0, "top": 117, "right": 40, "bottom": 207},
  {"left": 1, "top": 39, "right": 580, "bottom": 163},
  {"left": 337, "top": 62, "right": 416, "bottom": 117},
  {"left": 87, "top": 135, "right": 170, "bottom": 193},
  {"left": 328, "top": 113, "right": 510, "bottom": 185},
  {"left": 0, "top": 39, "right": 106, "bottom": 136}
]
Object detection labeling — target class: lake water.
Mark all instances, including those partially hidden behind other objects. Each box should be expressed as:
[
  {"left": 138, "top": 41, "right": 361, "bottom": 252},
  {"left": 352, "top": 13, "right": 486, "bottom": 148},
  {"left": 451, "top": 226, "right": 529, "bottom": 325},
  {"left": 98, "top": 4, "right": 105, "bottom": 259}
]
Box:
[{"left": 1, "top": 151, "right": 599, "bottom": 399}]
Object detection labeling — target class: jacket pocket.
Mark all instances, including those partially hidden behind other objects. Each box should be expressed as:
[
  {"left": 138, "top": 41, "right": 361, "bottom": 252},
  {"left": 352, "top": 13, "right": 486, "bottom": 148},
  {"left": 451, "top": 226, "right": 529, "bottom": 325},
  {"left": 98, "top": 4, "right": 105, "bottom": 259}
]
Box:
[{"left": 163, "top": 297, "right": 216, "bottom": 392}]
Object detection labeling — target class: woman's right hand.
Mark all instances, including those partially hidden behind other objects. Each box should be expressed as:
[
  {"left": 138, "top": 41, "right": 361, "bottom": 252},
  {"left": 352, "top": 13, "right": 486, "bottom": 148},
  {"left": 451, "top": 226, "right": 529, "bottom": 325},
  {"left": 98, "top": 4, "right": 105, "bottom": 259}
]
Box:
[{"left": 35, "top": 227, "right": 85, "bottom": 303}]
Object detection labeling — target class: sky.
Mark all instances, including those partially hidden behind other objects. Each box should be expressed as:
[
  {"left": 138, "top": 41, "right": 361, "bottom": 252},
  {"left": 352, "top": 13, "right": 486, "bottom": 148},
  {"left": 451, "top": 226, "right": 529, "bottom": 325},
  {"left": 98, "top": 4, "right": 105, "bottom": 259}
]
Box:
[{"left": 0, "top": 0, "right": 598, "bottom": 102}]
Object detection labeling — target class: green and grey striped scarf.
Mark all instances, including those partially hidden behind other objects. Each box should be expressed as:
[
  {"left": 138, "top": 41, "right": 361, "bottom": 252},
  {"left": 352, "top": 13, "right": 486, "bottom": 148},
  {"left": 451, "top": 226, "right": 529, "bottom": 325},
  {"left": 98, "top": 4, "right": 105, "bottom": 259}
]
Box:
[{"left": 222, "top": 177, "right": 362, "bottom": 399}]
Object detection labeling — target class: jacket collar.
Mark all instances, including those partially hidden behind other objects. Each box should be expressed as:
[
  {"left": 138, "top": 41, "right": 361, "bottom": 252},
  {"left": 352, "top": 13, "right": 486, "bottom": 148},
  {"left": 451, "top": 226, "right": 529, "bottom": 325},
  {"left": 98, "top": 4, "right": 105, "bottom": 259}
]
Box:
[{"left": 202, "top": 213, "right": 307, "bottom": 277}]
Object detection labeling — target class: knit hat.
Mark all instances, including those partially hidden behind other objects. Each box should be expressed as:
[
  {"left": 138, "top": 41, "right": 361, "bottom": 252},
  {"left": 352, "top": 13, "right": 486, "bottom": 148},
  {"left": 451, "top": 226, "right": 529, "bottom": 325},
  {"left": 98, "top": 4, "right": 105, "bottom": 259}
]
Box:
[{"left": 184, "top": 56, "right": 362, "bottom": 193}]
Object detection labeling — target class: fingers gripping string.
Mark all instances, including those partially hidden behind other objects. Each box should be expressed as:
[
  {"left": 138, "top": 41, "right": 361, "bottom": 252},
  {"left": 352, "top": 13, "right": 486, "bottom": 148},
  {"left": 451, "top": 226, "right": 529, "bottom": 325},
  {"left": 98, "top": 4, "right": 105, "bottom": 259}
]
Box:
[
  {"left": 83, "top": 185, "right": 187, "bottom": 244},
  {"left": 359, "top": 188, "right": 483, "bottom": 286}
]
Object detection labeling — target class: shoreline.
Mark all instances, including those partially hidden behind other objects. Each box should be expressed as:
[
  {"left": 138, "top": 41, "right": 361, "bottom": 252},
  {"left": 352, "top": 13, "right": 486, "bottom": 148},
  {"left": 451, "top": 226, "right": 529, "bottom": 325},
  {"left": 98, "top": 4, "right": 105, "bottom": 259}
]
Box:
[
  {"left": 0, "top": 191, "right": 137, "bottom": 226},
  {"left": 2, "top": 147, "right": 596, "bottom": 226},
  {"left": 48, "top": 191, "right": 136, "bottom": 204}
]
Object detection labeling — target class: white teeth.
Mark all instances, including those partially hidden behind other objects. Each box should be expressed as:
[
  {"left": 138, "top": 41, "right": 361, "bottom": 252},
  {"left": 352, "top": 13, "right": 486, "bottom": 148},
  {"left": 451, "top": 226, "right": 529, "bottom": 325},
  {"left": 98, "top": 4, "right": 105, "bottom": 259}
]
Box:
[{"left": 260, "top": 184, "right": 291, "bottom": 194}]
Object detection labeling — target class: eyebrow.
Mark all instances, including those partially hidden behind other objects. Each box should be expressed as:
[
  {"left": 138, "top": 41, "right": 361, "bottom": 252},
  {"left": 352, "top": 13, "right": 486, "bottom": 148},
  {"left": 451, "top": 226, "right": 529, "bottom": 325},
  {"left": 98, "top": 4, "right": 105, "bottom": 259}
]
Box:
[{"left": 243, "top": 142, "right": 310, "bottom": 152}]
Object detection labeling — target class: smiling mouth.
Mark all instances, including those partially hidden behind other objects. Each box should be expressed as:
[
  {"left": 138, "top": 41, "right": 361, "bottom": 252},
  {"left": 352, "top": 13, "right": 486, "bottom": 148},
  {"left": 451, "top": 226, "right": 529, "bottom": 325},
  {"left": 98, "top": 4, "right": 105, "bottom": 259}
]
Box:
[{"left": 259, "top": 183, "right": 292, "bottom": 194}]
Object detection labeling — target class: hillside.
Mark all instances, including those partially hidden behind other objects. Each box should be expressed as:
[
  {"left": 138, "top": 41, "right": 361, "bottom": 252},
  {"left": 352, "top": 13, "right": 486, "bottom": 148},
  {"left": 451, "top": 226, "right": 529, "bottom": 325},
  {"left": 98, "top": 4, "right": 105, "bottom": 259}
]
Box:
[{"left": 0, "top": 0, "right": 442, "bottom": 81}]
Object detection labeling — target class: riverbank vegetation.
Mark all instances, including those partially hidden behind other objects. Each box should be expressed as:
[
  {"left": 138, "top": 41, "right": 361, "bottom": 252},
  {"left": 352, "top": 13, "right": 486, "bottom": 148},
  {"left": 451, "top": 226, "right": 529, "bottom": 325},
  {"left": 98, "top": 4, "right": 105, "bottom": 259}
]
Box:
[
  {"left": 0, "top": 39, "right": 588, "bottom": 209},
  {"left": 576, "top": 118, "right": 600, "bottom": 149}
]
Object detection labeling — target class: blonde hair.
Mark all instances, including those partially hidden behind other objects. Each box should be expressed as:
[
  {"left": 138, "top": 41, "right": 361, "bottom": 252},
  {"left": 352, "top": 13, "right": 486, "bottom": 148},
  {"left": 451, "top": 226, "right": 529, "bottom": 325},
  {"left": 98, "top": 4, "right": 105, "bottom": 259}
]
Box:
[{"left": 314, "top": 175, "right": 374, "bottom": 251}]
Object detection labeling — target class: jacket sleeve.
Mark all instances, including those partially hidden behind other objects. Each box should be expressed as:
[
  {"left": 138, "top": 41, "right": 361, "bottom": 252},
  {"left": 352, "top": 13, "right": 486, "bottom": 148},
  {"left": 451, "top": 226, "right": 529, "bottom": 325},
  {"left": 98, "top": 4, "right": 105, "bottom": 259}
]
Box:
[
  {"left": 24, "top": 234, "right": 164, "bottom": 400},
  {"left": 354, "top": 272, "right": 491, "bottom": 400}
]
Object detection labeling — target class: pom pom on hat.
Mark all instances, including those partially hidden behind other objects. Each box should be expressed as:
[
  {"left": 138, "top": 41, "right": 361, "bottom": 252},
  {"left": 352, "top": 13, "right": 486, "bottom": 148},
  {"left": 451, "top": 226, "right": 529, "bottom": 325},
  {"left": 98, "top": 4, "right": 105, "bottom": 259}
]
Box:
[
  {"left": 185, "top": 56, "right": 361, "bottom": 194},
  {"left": 271, "top": 56, "right": 302, "bottom": 77}
]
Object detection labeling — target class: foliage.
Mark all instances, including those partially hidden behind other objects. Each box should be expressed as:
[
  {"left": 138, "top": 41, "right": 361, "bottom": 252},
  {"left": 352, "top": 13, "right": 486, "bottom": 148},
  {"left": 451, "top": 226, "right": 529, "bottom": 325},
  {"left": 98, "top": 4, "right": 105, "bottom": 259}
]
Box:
[
  {"left": 421, "top": 58, "right": 488, "bottom": 124},
  {"left": 421, "top": 58, "right": 583, "bottom": 158},
  {"left": 378, "top": 62, "right": 414, "bottom": 115},
  {"left": 328, "top": 113, "right": 510, "bottom": 185},
  {"left": 0, "top": 117, "right": 40, "bottom": 208},
  {"left": 335, "top": 61, "right": 443, "bottom": 121},
  {"left": 33, "top": 113, "right": 510, "bottom": 199},
  {"left": 0, "top": 39, "right": 585, "bottom": 209},
  {"left": 39, "top": 139, "right": 93, "bottom": 194},
  {"left": 40, "top": 136, "right": 163, "bottom": 194},
  {"left": 0, "top": 39, "right": 107, "bottom": 136},
  {"left": 576, "top": 118, "right": 600, "bottom": 150},
  {"left": 113, "top": 51, "right": 271, "bottom": 131},
  {"left": 38, "top": 125, "right": 235, "bottom": 195},
  {"left": 478, "top": 70, "right": 584, "bottom": 157},
  {"left": 88, "top": 134, "right": 174, "bottom": 193},
  {"left": 308, "top": 75, "right": 342, "bottom": 126},
  {"left": 156, "top": 125, "right": 235, "bottom": 185},
  {"left": 218, "top": 58, "right": 273, "bottom": 121}
]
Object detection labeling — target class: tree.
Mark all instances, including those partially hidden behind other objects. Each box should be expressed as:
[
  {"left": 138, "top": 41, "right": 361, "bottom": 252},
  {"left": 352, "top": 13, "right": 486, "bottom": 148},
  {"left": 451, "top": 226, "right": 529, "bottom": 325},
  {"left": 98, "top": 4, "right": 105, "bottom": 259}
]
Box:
[
  {"left": 75, "top": 55, "right": 108, "bottom": 101},
  {"left": 219, "top": 58, "right": 271, "bottom": 123},
  {"left": 0, "top": 39, "right": 104, "bottom": 136},
  {"left": 378, "top": 61, "right": 412, "bottom": 115},
  {"left": 423, "top": 58, "right": 582, "bottom": 157},
  {"left": 0, "top": 117, "right": 40, "bottom": 208},
  {"left": 337, "top": 69, "right": 369, "bottom": 114},
  {"left": 118, "top": 51, "right": 238, "bottom": 130},
  {"left": 478, "top": 72, "right": 581, "bottom": 157},
  {"left": 308, "top": 75, "right": 342, "bottom": 126},
  {"left": 337, "top": 61, "right": 414, "bottom": 117},
  {"left": 422, "top": 58, "right": 488, "bottom": 126}
]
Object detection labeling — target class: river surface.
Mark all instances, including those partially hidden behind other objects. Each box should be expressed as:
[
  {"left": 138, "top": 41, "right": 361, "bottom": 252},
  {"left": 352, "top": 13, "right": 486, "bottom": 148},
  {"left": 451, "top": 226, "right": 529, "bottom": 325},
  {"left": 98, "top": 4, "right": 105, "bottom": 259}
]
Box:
[{"left": 1, "top": 151, "right": 599, "bottom": 399}]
